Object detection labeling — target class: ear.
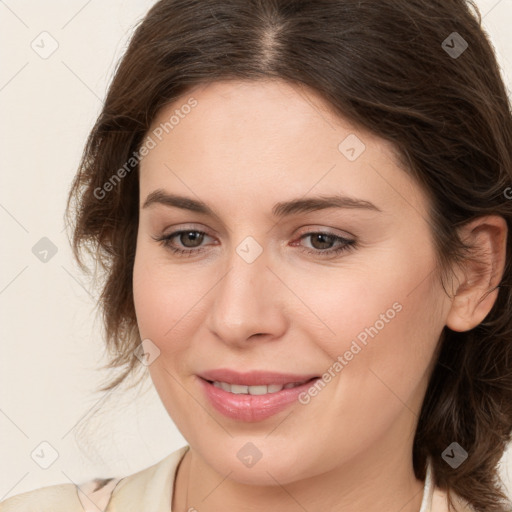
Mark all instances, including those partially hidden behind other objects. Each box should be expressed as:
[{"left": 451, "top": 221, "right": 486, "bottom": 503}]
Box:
[{"left": 445, "top": 215, "right": 508, "bottom": 332}]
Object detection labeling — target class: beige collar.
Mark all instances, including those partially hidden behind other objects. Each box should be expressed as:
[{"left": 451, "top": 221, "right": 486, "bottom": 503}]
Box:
[{"left": 419, "top": 456, "right": 435, "bottom": 512}]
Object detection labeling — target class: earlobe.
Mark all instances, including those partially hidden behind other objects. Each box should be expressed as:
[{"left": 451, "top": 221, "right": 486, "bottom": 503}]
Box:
[
  {"left": 445, "top": 215, "right": 507, "bottom": 333},
  {"left": 446, "top": 285, "right": 500, "bottom": 332}
]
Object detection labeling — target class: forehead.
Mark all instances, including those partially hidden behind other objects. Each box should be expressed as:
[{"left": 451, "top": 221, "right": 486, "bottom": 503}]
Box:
[
  {"left": 139, "top": 79, "right": 428, "bottom": 219},
  {"left": 146, "top": 78, "right": 389, "bottom": 151}
]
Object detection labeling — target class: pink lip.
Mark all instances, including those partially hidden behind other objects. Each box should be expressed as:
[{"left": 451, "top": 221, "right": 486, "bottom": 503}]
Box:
[{"left": 196, "top": 369, "right": 320, "bottom": 422}]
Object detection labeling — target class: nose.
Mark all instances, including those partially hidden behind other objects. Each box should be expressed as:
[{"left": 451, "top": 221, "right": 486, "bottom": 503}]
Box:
[{"left": 205, "top": 241, "right": 289, "bottom": 347}]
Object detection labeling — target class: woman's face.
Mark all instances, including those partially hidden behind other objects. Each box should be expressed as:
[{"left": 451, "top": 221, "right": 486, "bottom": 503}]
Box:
[{"left": 133, "top": 79, "right": 452, "bottom": 485}]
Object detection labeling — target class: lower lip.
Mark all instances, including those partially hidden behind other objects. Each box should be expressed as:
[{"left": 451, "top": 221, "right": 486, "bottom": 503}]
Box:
[{"left": 198, "top": 377, "right": 319, "bottom": 422}]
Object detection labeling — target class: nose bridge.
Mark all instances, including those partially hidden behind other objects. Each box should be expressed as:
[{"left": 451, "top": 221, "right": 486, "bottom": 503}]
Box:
[{"left": 206, "top": 236, "right": 287, "bottom": 344}]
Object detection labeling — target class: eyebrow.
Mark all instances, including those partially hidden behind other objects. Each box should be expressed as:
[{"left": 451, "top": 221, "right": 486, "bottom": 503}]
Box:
[{"left": 142, "top": 189, "right": 382, "bottom": 217}]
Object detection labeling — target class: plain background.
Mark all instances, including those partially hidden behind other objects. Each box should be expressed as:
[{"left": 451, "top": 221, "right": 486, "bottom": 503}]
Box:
[{"left": 1, "top": 0, "right": 511, "bottom": 501}]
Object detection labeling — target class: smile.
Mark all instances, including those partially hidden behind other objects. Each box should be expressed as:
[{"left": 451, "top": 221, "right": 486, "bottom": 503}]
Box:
[
  {"left": 198, "top": 376, "right": 320, "bottom": 422},
  {"left": 208, "top": 378, "right": 314, "bottom": 395}
]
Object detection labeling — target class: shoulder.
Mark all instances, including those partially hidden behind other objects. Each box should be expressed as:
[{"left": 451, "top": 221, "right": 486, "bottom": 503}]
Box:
[
  {"left": 0, "top": 479, "right": 122, "bottom": 512},
  {"left": 0, "top": 483, "right": 82, "bottom": 512},
  {"left": 0, "top": 445, "right": 190, "bottom": 512}
]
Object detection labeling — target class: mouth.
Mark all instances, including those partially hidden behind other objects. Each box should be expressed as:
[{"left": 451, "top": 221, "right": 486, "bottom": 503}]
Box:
[
  {"left": 204, "top": 377, "right": 317, "bottom": 395},
  {"left": 197, "top": 372, "right": 321, "bottom": 422},
  {"left": 198, "top": 368, "right": 320, "bottom": 387}
]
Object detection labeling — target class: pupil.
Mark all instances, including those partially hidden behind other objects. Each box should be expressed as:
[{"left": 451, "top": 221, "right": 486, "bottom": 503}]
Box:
[
  {"left": 312, "top": 234, "right": 332, "bottom": 250},
  {"left": 182, "top": 231, "right": 203, "bottom": 247}
]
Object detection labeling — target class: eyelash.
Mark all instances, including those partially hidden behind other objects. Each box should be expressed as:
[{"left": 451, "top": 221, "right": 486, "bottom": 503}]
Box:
[{"left": 152, "top": 229, "right": 357, "bottom": 258}]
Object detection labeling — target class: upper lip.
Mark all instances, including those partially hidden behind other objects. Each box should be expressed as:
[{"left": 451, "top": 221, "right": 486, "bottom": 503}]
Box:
[{"left": 198, "top": 369, "right": 319, "bottom": 386}]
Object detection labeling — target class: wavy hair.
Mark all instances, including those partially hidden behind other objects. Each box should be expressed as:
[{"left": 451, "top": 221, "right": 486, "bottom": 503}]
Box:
[{"left": 65, "top": 1, "right": 512, "bottom": 510}]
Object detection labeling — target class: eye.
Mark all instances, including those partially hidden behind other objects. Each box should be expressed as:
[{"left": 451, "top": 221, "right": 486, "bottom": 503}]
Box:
[
  {"left": 293, "top": 231, "right": 356, "bottom": 257},
  {"left": 152, "top": 229, "right": 356, "bottom": 258},
  {"left": 152, "top": 229, "right": 214, "bottom": 256}
]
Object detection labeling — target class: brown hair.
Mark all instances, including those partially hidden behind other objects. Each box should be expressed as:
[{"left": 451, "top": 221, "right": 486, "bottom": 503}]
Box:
[{"left": 65, "top": 0, "right": 512, "bottom": 510}]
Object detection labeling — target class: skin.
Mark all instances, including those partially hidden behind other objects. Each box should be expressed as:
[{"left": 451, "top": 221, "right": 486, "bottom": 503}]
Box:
[{"left": 132, "top": 79, "right": 507, "bottom": 512}]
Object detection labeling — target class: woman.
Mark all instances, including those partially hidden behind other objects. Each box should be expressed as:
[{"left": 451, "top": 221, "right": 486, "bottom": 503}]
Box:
[{"left": 2, "top": 0, "right": 511, "bottom": 511}]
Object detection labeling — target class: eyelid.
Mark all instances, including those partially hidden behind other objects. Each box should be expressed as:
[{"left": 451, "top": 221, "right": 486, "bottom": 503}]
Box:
[
  {"left": 294, "top": 225, "right": 356, "bottom": 239},
  {"left": 160, "top": 223, "right": 212, "bottom": 235}
]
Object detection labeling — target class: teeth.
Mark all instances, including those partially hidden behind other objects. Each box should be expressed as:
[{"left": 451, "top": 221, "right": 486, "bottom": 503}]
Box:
[{"left": 211, "top": 380, "right": 309, "bottom": 395}]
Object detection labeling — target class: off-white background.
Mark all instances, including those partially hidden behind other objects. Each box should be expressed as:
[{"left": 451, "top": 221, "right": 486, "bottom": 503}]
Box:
[{"left": 1, "top": 0, "right": 511, "bottom": 502}]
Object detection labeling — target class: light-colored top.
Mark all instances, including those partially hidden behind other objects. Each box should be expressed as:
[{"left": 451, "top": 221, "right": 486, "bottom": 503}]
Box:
[{"left": 0, "top": 444, "right": 472, "bottom": 511}]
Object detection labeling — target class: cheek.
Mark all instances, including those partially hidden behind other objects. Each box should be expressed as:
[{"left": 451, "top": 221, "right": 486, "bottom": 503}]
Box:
[
  {"left": 298, "top": 251, "right": 445, "bottom": 438},
  {"left": 310, "top": 223, "right": 445, "bottom": 356},
  {"left": 132, "top": 242, "right": 214, "bottom": 358},
  {"left": 285, "top": 241, "right": 442, "bottom": 361},
  {"left": 132, "top": 243, "right": 182, "bottom": 345},
  {"left": 313, "top": 271, "right": 443, "bottom": 362},
  {"left": 292, "top": 235, "right": 444, "bottom": 389},
  {"left": 132, "top": 245, "right": 198, "bottom": 420}
]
